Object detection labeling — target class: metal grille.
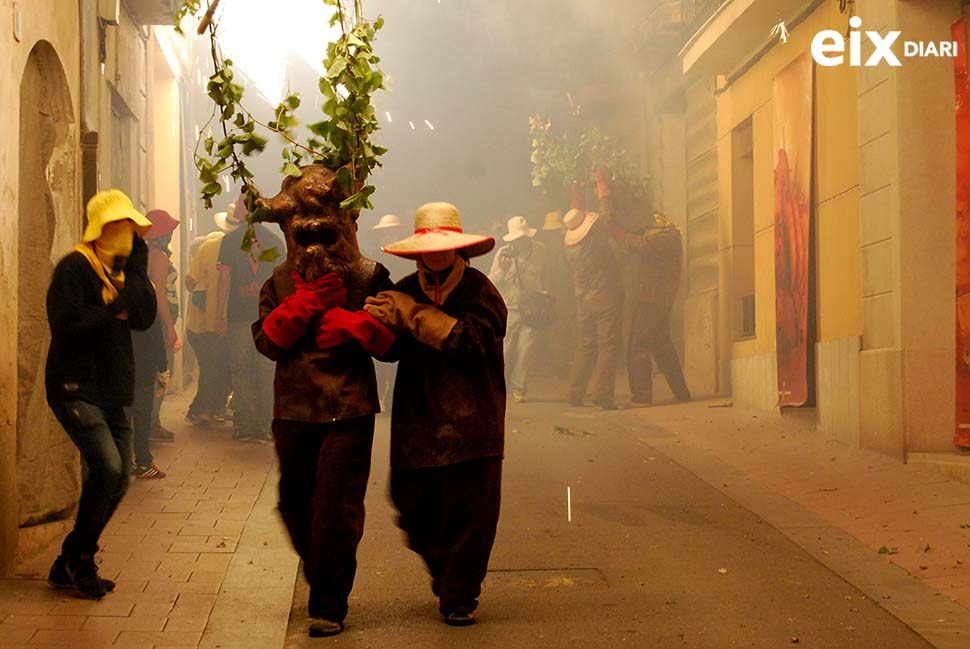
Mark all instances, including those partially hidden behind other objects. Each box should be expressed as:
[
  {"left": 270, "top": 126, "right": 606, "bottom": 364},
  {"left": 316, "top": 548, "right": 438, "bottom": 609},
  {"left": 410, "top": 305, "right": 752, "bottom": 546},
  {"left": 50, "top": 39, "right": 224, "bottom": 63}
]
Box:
[{"left": 682, "top": 0, "right": 727, "bottom": 35}]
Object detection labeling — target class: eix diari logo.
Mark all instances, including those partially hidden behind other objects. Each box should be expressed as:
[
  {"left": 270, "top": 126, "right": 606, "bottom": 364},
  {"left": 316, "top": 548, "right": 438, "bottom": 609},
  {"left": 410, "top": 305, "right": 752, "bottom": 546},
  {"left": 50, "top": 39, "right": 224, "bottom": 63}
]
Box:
[{"left": 812, "top": 16, "right": 959, "bottom": 67}]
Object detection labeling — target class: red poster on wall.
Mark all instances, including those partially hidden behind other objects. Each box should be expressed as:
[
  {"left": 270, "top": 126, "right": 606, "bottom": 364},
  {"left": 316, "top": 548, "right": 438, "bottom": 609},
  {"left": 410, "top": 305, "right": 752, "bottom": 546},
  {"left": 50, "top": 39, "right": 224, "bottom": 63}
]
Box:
[
  {"left": 773, "top": 54, "right": 813, "bottom": 407},
  {"left": 952, "top": 19, "right": 970, "bottom": 448}
]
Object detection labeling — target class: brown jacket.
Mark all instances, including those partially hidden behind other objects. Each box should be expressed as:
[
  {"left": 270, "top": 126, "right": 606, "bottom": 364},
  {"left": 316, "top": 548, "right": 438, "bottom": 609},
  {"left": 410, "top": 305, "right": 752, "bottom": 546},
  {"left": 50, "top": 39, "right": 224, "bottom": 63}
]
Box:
[
  {"left": 386, "top": 267, "right": 508, "bottom": 470},
  {"left": 252, "top": 258, "right": 394, "bottom": 423},
  {"left": 563, "top": 221, "right": 623, "bottom": 313}
]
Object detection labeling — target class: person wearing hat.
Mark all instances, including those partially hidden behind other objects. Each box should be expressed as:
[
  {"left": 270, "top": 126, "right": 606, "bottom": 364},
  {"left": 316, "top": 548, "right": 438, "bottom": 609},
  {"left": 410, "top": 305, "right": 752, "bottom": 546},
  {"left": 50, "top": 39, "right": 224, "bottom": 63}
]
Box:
[
  {"left": 139, "top": 209, "right": 181, "bottom": 446},
  {"left": 45, "top": 189, "right": 158, "bottom": 598},
  {"left": 561, "top": 208, "right": 623, "bottom": 409},
  {"left": 536, "top": 210, "right": 576, "bottom": 375},
  {"left": 183, "top": 204, "right": 237, "bottom": 425},
  {"left": 364, "top": 202, "right": 507, "bottom": 627},
  {"left": 218, "top": 197, "right": 284, "bottom": 442},
  {"left": 592, "top": 167, "right": 691, "bottom": 405},
  {"left": 488, "top": 215, "right": 546, "bottom": 403}
]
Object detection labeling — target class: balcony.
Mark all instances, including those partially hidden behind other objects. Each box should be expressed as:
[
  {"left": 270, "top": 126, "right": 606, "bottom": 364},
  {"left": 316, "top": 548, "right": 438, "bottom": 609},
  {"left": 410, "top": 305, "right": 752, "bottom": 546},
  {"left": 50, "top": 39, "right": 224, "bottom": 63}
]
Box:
[
  {"left": 637, "top": 1, "right": 686, "bottom": 63},
  {"left": 126, "top": 0, "right": 178, "bottom": 25},
  {"left": 679, "top": 0, "right": 820, "bottom": 75},
  {"left": 683, "top": 0, "right": 728, "bottom": 36}
]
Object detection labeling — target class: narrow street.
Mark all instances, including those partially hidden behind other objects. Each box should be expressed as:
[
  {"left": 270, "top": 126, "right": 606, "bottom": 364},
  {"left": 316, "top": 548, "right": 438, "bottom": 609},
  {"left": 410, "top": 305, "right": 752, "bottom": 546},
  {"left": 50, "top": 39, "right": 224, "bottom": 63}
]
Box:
[{"left": 5, "top": 378, "right": 969, "bottom": 648}]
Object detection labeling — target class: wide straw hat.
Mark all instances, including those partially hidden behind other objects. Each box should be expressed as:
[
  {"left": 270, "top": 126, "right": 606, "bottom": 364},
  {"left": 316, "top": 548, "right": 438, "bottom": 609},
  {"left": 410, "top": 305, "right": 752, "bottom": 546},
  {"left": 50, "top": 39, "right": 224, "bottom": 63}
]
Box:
[
  {"left": 563, "top": 209, "right": 599, "bottom": 247},
  {"left": 371, "top": 214, "right": 402, "bottom": 231},
  {"left": 82, "top": 190, "right": 152, "bottom": 242},
  {"left": 542, "top": 210, "right": 564, "bottom": 231},
  {"left": 382, "top": 202, "right": 495, "bottom": 259},
  {"left": 144, "top": 209, "right": 180, "bottom": 240},
  {"left": 214, "top": 201, "right": 241, "bottom": 232},
  {"left": 502, "top": 215, "right": 537, "bottom": 242}
]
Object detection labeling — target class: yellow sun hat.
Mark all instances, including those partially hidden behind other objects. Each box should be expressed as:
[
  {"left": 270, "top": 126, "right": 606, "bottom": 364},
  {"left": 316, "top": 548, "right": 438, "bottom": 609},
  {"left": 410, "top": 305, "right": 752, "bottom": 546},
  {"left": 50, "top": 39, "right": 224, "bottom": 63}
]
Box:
[
  {"left": 542, "top": 210, "right": 564, "bottom": 231},
  {"left": 382, "top": 202, "right": 495, "bottom": 259},
  {"left": 82, "top": 189, "right": 152, "bottom": 242}
]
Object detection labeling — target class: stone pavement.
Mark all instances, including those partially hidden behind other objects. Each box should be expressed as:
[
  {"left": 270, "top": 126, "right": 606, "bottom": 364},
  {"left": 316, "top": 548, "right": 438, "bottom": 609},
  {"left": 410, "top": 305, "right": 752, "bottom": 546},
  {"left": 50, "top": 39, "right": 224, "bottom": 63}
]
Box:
[
  {"left": 2, "top": 376, "right": 970, "bottom": 648},
  {"left": 0, "top": 392, "right": 292, "bottom": 649}
]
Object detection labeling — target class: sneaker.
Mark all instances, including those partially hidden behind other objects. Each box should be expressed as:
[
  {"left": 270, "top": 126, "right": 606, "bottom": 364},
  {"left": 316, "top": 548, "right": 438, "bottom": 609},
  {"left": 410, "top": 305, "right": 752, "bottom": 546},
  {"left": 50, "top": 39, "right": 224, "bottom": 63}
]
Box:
[
  {"left": 149, "top": 425, "right": 175, "bottom": 442},
  {"left": 308, "top": 618, "right": 343, "bottom": 637},
  {"left": 134, "top": 463, "right": 166, "bottom": 480},
  {"left": 64, "top": 555, "right": 107, "bottom": 599},
  {"left": 48, "top": 555, "right": 116, "bottom": 592},
  {"left": 443, "top": 609, "right": 476, "bottom": 627}
]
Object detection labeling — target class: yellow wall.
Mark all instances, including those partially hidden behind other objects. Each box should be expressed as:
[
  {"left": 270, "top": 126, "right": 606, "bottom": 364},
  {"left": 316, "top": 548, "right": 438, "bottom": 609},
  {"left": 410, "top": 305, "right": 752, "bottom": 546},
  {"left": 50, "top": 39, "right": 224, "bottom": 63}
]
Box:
[{"left": 716, "top": 1, "right": 861, "bottom": 361}]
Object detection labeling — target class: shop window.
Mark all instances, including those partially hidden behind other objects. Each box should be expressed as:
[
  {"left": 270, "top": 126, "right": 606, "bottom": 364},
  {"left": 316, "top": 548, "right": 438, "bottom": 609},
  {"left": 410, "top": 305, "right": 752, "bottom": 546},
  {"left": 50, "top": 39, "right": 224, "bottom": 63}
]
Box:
[{"left": 732, "top": 118, "right": 756, "bottom": 340}]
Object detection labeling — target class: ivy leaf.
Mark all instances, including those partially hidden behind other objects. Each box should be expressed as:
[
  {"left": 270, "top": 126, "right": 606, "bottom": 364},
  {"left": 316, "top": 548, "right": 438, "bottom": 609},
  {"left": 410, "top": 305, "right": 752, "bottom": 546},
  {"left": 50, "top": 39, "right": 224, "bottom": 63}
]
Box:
[{"left": 282, "top": 162, "right": 303, "bottom": 178}]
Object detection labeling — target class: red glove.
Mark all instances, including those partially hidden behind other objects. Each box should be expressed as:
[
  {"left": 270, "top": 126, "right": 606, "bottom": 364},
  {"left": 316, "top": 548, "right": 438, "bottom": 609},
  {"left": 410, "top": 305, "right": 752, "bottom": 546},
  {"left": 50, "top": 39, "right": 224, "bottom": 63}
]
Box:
[
  {"left": 315, "top": 307, "right": 395, "bottom": 355},
  {"left": 592, "top": 165, "right": 613, "bottom": 200},
  {"left": 570, "top": 181, "right": 586, "bottom": 211},
  {"left": 262, "top": 272, "right": 346, "bottom": 349}
]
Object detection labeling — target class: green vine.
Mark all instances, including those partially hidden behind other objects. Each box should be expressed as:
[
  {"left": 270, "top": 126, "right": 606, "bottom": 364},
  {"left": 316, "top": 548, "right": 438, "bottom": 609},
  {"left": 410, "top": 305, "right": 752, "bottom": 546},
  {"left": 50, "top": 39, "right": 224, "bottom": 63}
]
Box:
[
  {"left": 176, "top": 0, "right": 387, "bottom": 257},
  {"left": 529, "top": 113, "right": 648, "bottom": 197}
]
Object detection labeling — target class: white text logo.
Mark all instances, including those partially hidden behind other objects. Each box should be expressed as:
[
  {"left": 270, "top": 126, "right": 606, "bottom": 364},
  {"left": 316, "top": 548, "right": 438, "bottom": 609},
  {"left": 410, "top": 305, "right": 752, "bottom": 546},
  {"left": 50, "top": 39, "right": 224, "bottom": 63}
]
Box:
[{"left": 811, "top": 16, "right": 959, "bottom": 67}]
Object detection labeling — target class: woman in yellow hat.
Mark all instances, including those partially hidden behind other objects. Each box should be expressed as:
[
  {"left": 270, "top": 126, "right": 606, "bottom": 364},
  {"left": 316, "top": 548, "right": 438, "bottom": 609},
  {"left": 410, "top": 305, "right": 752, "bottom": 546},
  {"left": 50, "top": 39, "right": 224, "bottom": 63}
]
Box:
[
  {"left": 44, "top": 189, "right": 157, "bottom": 599},
  {"left": 364, "top": 202, "right": 507, "bottom": 627}
]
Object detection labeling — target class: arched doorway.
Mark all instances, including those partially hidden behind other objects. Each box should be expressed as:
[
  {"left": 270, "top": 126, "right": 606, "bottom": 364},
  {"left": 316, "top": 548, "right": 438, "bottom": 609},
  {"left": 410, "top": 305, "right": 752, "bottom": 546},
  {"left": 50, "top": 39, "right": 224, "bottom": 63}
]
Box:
[{"left": 17, "top": 41, "right": 80, "bottom": 533}]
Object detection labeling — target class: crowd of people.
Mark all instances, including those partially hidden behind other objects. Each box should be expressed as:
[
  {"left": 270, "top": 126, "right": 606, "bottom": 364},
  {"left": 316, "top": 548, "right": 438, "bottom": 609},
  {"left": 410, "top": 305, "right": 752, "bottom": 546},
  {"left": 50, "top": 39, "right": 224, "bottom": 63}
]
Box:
[{"left": 41, "top": 164, "right": 690, "bottom": 634}]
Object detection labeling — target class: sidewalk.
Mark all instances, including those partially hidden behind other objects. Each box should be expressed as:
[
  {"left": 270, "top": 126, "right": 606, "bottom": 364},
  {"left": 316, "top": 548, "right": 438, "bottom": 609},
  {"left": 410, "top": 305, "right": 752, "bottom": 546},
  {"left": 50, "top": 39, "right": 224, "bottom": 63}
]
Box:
[
  {"left": 615, "top": 397, "right": 970, "bottom": 611},
  {"left": 0, "top": 393, "right": 291, "bottom": 649}
]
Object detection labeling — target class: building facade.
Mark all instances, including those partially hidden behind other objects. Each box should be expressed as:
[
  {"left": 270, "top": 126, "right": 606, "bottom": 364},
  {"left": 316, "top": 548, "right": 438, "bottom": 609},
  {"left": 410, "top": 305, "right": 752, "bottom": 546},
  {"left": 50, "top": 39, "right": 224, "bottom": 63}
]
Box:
[
  {"left": 0, "top": 0, "right": 191, "bottom": 573},
  {"left": 641, "top": 0, "right": 966, "bottom": 473}
]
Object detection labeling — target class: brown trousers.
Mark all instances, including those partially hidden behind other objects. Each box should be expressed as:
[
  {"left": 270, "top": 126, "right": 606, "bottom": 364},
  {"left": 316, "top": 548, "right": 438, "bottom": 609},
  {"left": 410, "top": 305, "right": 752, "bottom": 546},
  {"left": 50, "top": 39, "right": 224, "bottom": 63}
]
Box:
[
  {"left": 390, "top": 457, "right": 502, "bottom": 615},
  {"left": 568, "top": 300, "right": 622, "bottom": 404},
  {"left": 272, "top": 416, "right": 374, "bottom": 621}
]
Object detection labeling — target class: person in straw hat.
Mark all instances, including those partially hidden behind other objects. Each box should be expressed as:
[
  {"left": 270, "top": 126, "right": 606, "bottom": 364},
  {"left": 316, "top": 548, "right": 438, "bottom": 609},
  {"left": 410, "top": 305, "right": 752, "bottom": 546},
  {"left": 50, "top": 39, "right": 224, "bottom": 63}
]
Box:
[
  {"left": 183, "top": 203, "right": 236, "bottom": 426},
  {"left": 561, "top": 208, "right": 623, "bottom": 409},
  {"left": 488, "top": 215, "right": 546, "bottom": 403},
  {"left": 45, "top": 189, "right": 158, "bottom": 599},
  {"left": 364, "top": 201, "right": 507, "bottom": 627}
]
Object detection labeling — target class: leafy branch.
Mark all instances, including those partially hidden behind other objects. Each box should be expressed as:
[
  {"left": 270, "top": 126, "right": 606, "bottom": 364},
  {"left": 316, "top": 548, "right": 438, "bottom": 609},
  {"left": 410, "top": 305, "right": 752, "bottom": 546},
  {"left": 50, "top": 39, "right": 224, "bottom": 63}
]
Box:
[
  {"left": 529, "top": 113, "right": 648, "bottom": 196},
  {"left": 176, "top": 0, "right": 387, "bottom": 219}
]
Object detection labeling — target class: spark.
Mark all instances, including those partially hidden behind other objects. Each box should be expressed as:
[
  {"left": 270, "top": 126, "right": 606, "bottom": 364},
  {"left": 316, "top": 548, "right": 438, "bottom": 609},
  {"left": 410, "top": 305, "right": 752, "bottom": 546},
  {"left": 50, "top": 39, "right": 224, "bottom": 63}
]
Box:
[
  {"left": 408, "top": 121, "right": 416, "bottom": 130},
  {"left": 567, "top": 486, "right": 572, "bottom": 522},
  {"left": 424, "top": 119, "right": 435, "bottom": 130},
  {"left": 385, "top": 111, "right": 393, "bottom": 123}
]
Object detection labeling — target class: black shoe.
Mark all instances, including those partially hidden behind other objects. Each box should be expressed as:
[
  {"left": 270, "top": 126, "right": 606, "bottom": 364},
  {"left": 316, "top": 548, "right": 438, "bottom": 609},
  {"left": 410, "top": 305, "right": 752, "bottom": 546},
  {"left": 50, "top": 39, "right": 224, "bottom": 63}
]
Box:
[
  {"left": 443, "top": 610, "right": 476, "bottom": 627},
  {"left": 308, "top": 618, "right": 344, "bottom": 637},
  {"left": 49, "top": 555, "right": 116, "bottom": 592},
  {"left": 64, "top": 555, "right": 108, "bottom": 599}
]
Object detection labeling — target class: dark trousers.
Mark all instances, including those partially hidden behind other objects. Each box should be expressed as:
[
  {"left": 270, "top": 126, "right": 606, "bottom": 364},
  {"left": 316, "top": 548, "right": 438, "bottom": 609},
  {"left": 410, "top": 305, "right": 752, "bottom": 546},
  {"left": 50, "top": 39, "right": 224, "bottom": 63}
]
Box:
[
  {"left": 50, "top": 400, "right": 131, "bottom": 557},
  {"left": 272, "top": 416, "right": 375, "bottom": 621},
  {"left": 228, "top": 322, "right": 273, "bottom": 437},
  {"left": 187, "top": 330, "right": 231, "bottom": 416},
  {"left": 390, "top": 457, "right": 502, "bottom": 615},
  {"left": 568, "top": 300, "right": 622, "bottom": 404},
  {"left": 129, "top": 381, "right": 155, "bottom": 467},
  {"left": 628, "top": 303, "right": 691, "bottom": 403}
]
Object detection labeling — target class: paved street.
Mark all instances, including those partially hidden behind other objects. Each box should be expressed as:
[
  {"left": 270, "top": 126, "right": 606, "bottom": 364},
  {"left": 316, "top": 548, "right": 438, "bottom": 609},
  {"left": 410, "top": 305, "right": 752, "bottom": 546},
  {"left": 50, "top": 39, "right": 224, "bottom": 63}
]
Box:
[{"left": 2, "top": 379, "right": 970, "bottom": 648}]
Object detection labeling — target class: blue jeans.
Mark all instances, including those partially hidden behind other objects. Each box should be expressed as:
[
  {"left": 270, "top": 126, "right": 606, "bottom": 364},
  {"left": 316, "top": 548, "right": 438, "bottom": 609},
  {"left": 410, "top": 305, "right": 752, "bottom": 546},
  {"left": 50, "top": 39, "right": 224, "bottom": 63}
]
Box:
[{"left": 50, "top": 400, "right": 132, "bottom": 557}]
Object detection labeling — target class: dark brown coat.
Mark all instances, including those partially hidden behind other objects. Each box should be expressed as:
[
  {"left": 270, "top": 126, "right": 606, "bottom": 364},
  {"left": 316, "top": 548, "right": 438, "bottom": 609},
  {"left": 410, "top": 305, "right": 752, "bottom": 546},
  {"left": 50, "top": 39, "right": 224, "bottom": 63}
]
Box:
[
  {"left": 617, "top": 216, "right": 683, "bottom": 306},
  {"left": 252, "top": 258, "right": 394, "bottom": 423},
  {"left": 386, "top": 267, "right": 508, "bottom": 470}
]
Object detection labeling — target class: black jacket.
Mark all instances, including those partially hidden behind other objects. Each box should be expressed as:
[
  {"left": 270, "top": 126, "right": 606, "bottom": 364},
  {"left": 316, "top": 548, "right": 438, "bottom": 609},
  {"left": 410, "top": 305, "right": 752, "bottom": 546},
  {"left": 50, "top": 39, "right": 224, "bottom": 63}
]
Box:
[{"left": 45, "top": 236, "right": 158, "bottom": 407}]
